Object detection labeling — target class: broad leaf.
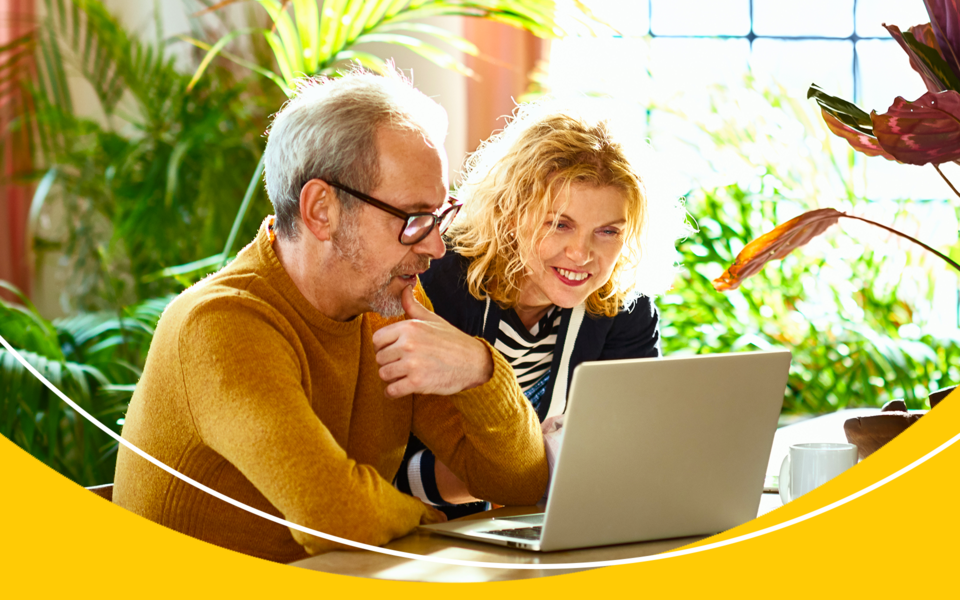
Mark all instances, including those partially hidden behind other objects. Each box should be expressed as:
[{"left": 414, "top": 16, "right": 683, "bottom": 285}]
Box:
[
  {"left": 196, "top": 0, "right": 600, "bottom": 94},
  {"left": 820, "top": 110, "right": 897, "bottom": 161},
  {"left": 356, "top": 32, "right": 474, "bottom": 77},
  {"left": 376, "top": 22, "right": 480, "bottom": 56},
  {"left": 901, "top": 28, "right": 960, "bottom": 92},
  {"left": 885, "top": 24, "right": 949, "bottom": 93},
  {"left": 872, "top": 91, "right": 960, "bottom": 165},
  {"left": 807, "top": 83, "right": 873, "bottom": 134},
  {"left": 922, "top": 0, "right": 960, "bottom": 80},
  {"left": 911, "top": 23, "right": 940, "bottom": 49},
  {"left": 713, "top": 209, "right": 843, "bottom": 292}
]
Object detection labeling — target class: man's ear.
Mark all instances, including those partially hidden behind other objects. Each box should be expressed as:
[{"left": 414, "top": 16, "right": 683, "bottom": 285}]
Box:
[{"left": 299, "top": 179, "right": 338, "bottom": 242}]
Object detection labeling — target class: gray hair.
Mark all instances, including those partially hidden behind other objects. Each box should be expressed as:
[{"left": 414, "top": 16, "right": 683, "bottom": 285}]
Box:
[{"left": 263, "top": 65, "right": 448, "bottom": 240}]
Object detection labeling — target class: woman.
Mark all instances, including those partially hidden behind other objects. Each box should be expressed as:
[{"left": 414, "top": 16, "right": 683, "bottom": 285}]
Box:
[{"left": 394, "top": 100, "right": 688, "bottom": 515}]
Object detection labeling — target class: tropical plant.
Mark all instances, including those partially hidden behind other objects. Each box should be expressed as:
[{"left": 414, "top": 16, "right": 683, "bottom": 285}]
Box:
[
  {"left": 652, "top": 79, "right": 960, "bottom": 414},
  {"left": 807, "top": 0, "right": 960, "bottom": 197},
  {"left": 0, "top": 0, "right": 605, "bottom": 487},
  {"left": 1, "top": 0, "right": 284, "bottom": 310},
  {"left": 0, "top": 281, "right": 173, "bottom": 485},
  {"left": 713, "top": 208, "right": 960, "bottom": 291},
  {"left": 692, "top": 1, "right": 960, "bottom": 414},
  {"left": 187, "top": 0, "right": 599, "bottom": 94},
  {"left": 180, "top": 0, "right": 603, "bottom": 267}
]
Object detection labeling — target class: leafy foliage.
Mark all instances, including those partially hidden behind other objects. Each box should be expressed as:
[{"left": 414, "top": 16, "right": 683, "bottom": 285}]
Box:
[
  {"left": 0, "top": 282, "right": 173, "bottom": 485},
  {"left": 0, "top": 0, "right": 605, "bottom": 487},
  {"left": 2, "top": 0, "right": 282, "bottom": 310},
  {"left": 809, "top": 3, "right": 960, "bottom": 169},
  {"left": 655, "top": 81, "right": 960, "bottom": 413},
  {"left": 713, "top": 208, "right": 960, "bottom": 291},
  {"left": 187, "top": 0, "right": 602, "bottom": 94}
]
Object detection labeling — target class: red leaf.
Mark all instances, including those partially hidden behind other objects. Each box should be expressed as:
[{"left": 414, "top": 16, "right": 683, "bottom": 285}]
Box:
[
  {"left": 911, "top": 23, "right": 941, "bottom": 50},
  {"left": 922, "top": 0, "right": 960, "bottom": 79},
  {"left": 712, "top": 209, "right": 843, "bottom": 292},
  {"left": 820, "top": 109, "right": 898, "bottom": 161},
  {"left": 885, "top": 23, "right": 948, "bottom": 93},
  {"left": 873, "top": 90, "right": 960, "bottom": 165}
]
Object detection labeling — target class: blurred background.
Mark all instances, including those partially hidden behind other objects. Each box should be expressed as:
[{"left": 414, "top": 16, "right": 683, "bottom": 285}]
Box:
[{"left": 1, "top": 0, "right": 957, "bottom": 486}]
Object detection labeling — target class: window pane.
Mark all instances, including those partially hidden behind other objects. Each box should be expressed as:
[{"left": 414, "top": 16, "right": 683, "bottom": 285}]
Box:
[
  {"left": 651, "top": 0, "right": 750, "bottom": 36},
  {"left": 750, "top": 39, "right": 854, "bottom": 100},
  {"left": 585, "top": 0, "right": 649, "bottom": 37},
  {"left": 547, "top": 37, "right": 652, "bottom": 101},
  {"left": 863, "top": 159, "right": 959, "bottom": 202},
  {"left": 856, "top": 0, "right": 931, "bottom": 38},
  {"left": 650, "top": 37, "right": 751, "bottom": 98},
  {"left": 753, "top": 0, "right": 854, "bottom": 37},
  {"left": 857, "top": 39, "right": 928, "bottom": 112}
]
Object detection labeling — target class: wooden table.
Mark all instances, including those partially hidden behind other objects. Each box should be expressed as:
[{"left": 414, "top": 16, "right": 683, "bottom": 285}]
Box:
[{"left": 289, "top": 410, "right": 873, "bottom": 581}]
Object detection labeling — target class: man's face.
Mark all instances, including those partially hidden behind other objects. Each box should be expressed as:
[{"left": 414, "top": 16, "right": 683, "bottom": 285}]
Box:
[{"left": 333, "top": 128, "right": 449, "bottom": 318}]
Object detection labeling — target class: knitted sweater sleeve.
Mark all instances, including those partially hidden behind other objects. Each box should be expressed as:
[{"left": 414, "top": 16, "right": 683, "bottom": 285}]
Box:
[
  {"left": 178, "top": 296, "right": 428, "bottom": 555},
  {"left": 408, "top": 290, "right": 549, "bottom": 506}
]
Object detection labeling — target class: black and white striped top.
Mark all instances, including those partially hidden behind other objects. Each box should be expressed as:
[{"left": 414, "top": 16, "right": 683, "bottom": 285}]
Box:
[
  {"left": 495, "top": 306, "right": 562, "bottom": 411},
  {"left": 394, "top": 305, "right": 566, "bottom": 509}
]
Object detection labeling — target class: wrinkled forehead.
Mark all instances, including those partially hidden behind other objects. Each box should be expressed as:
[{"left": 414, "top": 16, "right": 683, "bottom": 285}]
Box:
[{"left": 375, "top": 127, "right": 449, "bottom": 204}]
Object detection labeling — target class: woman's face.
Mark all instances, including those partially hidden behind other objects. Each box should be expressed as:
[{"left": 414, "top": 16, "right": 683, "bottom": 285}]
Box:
[{"left": 517, "top": 183, "right": 628, "bottom": 317}]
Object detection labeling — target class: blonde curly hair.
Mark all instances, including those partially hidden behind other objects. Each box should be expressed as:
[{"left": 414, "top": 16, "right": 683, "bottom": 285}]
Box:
[{"left": 447, "top": 101, "right": 652, "bottom": 318}]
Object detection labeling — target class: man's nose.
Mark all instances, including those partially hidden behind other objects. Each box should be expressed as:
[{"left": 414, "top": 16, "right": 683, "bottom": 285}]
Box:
[{"left": 413, "top": 225, "right": 446, "bottom": 259}]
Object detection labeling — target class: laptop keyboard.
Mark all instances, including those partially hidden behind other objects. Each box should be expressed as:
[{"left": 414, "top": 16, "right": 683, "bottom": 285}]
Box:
[{"left": 482, "top": 526, "right": 542, "bottom": 541}]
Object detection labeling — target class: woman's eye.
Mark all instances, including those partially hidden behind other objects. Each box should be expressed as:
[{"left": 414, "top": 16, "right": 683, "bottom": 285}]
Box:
[{"left": 600, "top": 229, "right": 620, "bottom": 236}]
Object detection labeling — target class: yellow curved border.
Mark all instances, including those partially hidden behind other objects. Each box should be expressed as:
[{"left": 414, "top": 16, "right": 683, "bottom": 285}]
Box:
[
  {"left": 3, "top": 373, "right": 958, "bottom": 595},
  {"left": 0, "top": 393, "right": 960, "bottom": 597}
]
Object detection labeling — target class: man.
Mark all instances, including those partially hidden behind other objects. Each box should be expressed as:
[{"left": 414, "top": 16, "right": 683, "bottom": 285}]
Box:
[{"left": 113, "top": 68, "right": 548, "bottom": 563}]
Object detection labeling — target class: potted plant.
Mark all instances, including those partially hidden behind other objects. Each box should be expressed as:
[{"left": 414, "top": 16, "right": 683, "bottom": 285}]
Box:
[{"left": 711, "top": 0, "right": 960, "bottom": 457}]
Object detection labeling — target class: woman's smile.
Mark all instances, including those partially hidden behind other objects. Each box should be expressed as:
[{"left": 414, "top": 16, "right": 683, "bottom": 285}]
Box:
[
  {"left": 553, "top": 267, "right": 591, "bottom": 285},
  {"left": 514, "top": 182, "right": 628, "bottom": 328}
]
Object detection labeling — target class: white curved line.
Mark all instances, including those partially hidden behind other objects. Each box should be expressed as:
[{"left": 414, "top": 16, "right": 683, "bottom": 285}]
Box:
[{"left": 2, "top": 332, "right": 956, "bottom": 570}]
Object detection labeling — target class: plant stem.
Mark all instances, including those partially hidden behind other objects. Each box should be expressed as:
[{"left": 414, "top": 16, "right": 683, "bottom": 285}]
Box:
[
  {"left": 220, "top": 153, "right": 266, "bottom": 269},
  {"left": 841, "top": 214, "right": 960, "bottom": 273},
  {"left": 933, "top": 163, "right": 960, "bottom": 202}
]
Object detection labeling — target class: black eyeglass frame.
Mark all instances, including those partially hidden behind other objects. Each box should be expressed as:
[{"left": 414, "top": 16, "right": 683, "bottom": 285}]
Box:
[{"left": 325, "top": 180, "right": 461, "bottom": 246}]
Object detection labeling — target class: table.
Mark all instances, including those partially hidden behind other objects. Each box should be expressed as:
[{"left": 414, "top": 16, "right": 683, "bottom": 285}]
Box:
[{"left": 289, "top": 409, "right": 873, "bottom": 581}]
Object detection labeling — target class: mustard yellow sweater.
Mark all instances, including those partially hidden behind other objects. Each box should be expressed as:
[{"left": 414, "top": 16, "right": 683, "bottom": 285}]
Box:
[{"left": 113, "top": 220, "right": 547, "bottom": 563}]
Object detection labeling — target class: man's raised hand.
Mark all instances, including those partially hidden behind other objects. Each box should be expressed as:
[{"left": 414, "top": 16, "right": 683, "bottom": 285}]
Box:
[{"left": 372, "top": 285, "right": 494, "bottom": 398}]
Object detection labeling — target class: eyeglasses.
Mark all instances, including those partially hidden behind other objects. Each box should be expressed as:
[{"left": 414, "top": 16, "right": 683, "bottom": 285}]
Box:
[{"left": 326, "top": 181, "right": 461, "bottom": 245}]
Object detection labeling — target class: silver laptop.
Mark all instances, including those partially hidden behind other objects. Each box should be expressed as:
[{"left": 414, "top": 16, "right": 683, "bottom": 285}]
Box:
[{"left": 419, "top": 350, "right": 791, "bottom": 551}]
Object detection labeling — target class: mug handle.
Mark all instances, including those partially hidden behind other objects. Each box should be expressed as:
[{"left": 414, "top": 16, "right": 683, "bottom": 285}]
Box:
[{"left": 779, "top": 453, "right": 792, "bottom": 504}]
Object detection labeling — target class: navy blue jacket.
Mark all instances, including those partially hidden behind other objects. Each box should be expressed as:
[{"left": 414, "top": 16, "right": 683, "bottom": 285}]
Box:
[
  {"left": 421, "top": 251, "right": 661, "bottom": 420},
  {"left": 394, "top": 250, "right": 661, "bottom": 513}
]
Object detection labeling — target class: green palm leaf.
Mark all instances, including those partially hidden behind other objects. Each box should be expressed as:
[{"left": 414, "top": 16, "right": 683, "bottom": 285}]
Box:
[{"left": 194, "top": 0, "right": 601, "bottom": 92}]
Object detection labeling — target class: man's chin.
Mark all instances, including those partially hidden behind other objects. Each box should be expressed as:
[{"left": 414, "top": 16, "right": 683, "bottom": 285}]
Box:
[
  {"left": 373, "top": 302, "right": 404, "bottom": 319},
  {"left": 370, "top": 286, "right": 404, "bottom": 318}
]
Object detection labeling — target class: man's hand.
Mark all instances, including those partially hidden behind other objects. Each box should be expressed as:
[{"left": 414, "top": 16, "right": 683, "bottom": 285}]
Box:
[
  {"left": 419, "top": 503, "right": 448, "bottom": 525},
  {"left": 372, "top": 285, "right": 494, "bottom": 398}
]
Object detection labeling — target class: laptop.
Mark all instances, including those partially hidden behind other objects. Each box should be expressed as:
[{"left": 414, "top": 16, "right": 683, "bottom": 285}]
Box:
[{"left": 419, "top": 350, "right": 791, "bottom": 551}]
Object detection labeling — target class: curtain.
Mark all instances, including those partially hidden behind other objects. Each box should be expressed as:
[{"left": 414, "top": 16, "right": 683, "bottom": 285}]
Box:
[
  {"left": 0, "top": 0, "right": 33, "bottom": 302},
  {"left": 462, "top": 19, "right": 546, "bottom": 154}
]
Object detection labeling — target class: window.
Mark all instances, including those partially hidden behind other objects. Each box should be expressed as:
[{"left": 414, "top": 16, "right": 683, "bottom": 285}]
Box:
[{"left": 549, "top": 0, "right": 958, "bottom": 328}]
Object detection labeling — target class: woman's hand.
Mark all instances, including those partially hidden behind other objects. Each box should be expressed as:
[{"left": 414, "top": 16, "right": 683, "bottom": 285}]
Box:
[{"left": 372, "top": 285, "right": 494, "bottom": 398}]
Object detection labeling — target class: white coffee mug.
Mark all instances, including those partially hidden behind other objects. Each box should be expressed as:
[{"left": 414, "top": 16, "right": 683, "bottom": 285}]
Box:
[{"left": 779, "top": 442, "right": 858, "bottom": 503}]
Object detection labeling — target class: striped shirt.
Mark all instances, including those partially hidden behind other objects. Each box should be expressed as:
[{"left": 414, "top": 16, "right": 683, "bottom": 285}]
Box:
[
  {"left": 495, "top": 306, "right": 562, "bottom": 411},
  {"left": 395, "top": 305, "right": 564, "bottom": 509}
]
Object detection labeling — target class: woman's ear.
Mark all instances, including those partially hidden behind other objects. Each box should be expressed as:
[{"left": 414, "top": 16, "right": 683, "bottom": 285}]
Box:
[{"left": 299, "top": 179, "right": 337, "bottom": 242}]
